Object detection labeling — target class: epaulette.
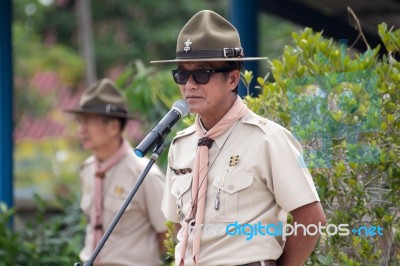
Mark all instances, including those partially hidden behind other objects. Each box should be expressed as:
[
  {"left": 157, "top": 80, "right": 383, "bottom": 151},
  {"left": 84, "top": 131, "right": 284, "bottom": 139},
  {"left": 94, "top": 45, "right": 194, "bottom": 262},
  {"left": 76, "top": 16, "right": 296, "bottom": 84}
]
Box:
[
  {"left": 172, "top": 125, "right": 196, "bottom": 144},
  {"left": 242, "top": 112, "right": 293, "bottom": 142},
  {"left": 241, "top": 112, "right": 271, "bottom": 135}
]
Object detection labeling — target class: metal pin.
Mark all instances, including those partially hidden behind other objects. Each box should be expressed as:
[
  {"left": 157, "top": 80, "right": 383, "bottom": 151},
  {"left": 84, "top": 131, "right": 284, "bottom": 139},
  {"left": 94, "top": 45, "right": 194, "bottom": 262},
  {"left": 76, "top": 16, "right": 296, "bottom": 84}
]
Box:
[
  {"left": 214, "top": 190, "right": 220, "bottom": 210},
  {"left": 177, "top": 197, "right": 184, "bottom": 221}
]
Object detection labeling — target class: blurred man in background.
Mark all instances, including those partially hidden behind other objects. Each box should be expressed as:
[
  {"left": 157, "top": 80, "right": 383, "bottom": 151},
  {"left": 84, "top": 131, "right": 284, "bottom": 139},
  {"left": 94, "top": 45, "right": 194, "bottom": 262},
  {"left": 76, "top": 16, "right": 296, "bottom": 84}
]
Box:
[{"left": 66, "top": 78, "right": 167, "bottom": 266}]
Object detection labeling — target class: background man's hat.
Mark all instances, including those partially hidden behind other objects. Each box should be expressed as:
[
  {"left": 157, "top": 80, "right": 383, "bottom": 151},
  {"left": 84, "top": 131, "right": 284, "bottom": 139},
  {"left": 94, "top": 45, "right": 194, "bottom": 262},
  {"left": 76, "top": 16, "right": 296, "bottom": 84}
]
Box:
[
  {"left": 64, "top": 78, "right": 133, "bottom": 119},
  {"left": 151, "top": 10, "right": 268, "bottom": 63}
]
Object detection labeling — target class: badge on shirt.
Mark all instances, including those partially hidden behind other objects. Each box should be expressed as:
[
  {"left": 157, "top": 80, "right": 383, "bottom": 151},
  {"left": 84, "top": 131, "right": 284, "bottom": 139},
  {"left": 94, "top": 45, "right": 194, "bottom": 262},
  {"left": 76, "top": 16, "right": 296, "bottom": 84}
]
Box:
[
  {"left": 229, "top": 155, "right": 240, "bottom": 166},
  {"left": 114, "top": 186, "right": 125, "bottom": 196},
  {"left": 170, "top": 167, "right": 192, "bottom": 175}
]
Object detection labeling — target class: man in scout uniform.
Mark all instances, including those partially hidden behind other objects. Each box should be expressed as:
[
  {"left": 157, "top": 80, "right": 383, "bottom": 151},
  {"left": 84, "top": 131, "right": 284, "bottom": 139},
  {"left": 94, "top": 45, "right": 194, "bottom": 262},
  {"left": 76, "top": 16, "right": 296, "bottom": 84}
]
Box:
[
  {"left": 65, "top": 78, "right": 167, "bottom": 266},
  {"left": 152, "top": 10, "right": 326, "bottom": 266}
]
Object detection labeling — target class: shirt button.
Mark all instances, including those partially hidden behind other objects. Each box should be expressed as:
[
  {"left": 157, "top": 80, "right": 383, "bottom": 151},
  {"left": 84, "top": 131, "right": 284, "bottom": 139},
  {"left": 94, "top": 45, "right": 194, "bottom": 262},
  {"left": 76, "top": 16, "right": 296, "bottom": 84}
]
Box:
[{"left": 228, "top": 185, "right": 234, "bottom": 190}]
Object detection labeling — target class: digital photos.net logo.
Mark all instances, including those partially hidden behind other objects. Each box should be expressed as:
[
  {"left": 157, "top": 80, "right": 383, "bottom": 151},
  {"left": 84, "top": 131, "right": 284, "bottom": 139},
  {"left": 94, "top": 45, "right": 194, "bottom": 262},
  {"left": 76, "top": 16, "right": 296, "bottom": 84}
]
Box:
[
  {"left": 186, "top": 221, "right": 384, "bottom": 241},
  {"left": 225, "top": 222, "right": 384, "bottom": 241}
]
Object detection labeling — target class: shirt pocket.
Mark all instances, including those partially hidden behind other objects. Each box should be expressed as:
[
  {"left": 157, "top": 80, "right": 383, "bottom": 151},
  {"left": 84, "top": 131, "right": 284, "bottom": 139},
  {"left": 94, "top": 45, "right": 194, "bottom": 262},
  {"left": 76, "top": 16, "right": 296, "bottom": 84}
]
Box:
[
  {"left": 171, "top": 175, "right": 192, "bottom": 221},
  {"left": 212, "top": 173, "right": 254, "bottom": 222},
  {"left": 103, "top": 192, "right": 139, "bottom": 233}
]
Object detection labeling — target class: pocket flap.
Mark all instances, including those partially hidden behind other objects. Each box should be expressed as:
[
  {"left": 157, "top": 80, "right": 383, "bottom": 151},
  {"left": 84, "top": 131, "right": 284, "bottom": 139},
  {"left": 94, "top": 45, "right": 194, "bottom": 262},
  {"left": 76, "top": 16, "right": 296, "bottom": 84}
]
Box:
[
  {"left": 171, "top": 176, "right": 192, "bottom": 198},
  {"left": 213, "top": 173, "right": 253, "bottom": 194}
]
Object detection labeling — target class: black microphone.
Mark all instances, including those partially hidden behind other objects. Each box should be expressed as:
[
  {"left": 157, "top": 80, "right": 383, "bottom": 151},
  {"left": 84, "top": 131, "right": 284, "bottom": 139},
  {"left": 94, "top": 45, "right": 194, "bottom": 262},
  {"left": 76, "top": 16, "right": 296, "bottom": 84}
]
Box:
[{"left": 134, "top": 100, "right": 190, "bottom": 158}]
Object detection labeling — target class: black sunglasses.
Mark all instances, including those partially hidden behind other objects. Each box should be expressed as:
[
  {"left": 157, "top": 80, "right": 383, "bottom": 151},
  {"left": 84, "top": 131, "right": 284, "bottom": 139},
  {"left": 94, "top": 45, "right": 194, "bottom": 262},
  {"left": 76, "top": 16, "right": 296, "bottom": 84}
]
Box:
[{"left": 171, "top": 68, "right": 231, "bottom": 84}]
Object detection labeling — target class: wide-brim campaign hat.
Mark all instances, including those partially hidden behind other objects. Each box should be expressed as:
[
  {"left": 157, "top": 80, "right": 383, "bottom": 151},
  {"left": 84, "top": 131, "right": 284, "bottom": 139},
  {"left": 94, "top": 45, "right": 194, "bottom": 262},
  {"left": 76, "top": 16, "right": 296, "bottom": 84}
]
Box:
[
  {"left": 151, "top": 10, "right": 268, "bottom": 63},
  {"left": 64, "top": 78, "right": 133, "bottom": 119}
]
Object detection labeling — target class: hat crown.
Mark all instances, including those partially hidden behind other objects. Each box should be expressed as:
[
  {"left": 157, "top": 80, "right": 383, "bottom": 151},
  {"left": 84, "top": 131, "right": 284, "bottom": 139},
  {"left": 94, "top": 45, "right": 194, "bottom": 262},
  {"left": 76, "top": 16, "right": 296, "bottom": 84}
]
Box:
[
  {"left": 63, "top": 78, "right": 131, "bottom": 118},
  {"left": 177, "top": 10, "right": 241, "bottom": 53},
  {"left": 80, "top": 78, "right": 127, "bottom": 110},
  {"left": 150, "top": 10, "right": 268, "bottom": 63}
]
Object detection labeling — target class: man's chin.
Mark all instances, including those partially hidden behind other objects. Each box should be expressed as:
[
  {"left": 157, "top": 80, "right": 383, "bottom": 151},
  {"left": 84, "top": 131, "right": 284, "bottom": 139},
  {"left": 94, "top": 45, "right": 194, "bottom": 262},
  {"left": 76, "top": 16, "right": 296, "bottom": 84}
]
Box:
[{"left": 80, "top": 142, "right": 92, "bottom": 151}]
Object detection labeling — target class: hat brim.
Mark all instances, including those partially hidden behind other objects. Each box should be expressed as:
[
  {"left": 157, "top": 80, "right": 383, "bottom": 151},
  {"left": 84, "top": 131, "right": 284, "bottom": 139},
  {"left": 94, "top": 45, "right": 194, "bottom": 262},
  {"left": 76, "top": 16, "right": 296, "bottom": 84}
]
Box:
[
  {"left": 64, "top": 108, "right": 135, "bottom": 119},
  {"left": 150, "top": 57, "right": 269, "bottom": 64}
]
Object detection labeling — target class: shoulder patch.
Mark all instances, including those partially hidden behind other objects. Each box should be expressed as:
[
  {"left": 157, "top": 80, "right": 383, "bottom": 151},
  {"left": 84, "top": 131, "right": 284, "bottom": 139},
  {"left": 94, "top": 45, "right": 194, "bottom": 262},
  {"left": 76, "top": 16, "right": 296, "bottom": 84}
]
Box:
[
  {"left": 242, "top": 112, "right": 271, "bottom": 134},
  {"left": 242, "top": 111, "right": 287, "bottom": 137}
]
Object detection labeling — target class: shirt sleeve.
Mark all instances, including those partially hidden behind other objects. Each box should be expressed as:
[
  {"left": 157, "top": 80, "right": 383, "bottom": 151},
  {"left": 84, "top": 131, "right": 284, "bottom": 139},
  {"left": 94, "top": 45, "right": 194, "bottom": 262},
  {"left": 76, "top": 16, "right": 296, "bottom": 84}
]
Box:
[
  {"left": 264, "top": 125, "right": 320, "bottom": 213},
  {"left": 142, "top": 164, "right": 168, "bottom": 233},
  {"left": 161, "top": 148, "right": 180, "bottom": 223}
]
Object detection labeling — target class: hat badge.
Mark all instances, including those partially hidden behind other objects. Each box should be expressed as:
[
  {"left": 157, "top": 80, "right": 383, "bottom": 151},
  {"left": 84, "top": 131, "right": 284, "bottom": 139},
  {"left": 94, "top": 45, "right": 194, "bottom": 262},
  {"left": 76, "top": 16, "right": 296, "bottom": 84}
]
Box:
[
  {"left": 184, "top": 38, "right": 192, "bottom": 52},
  {"left": 106, "top": 104, "right": 116, "bottom": 113}
]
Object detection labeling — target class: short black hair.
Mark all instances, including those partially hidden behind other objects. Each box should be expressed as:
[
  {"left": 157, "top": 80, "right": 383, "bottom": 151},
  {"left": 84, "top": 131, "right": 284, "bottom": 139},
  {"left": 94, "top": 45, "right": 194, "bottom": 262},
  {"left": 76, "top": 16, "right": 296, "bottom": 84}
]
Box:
[
  {"left": 117, "top": 117, "right": 128, "bottom": 131},
  {"left": 102, "top": 116, "right": 128, "bottom": 132},
  {"left": 222, "top": 61, "right": 244, "bottom": 94}
]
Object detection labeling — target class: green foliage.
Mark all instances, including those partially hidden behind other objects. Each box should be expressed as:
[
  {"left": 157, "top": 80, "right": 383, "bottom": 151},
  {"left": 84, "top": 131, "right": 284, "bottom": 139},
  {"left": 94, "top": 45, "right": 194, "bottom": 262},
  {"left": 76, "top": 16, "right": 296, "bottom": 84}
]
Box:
[
  {"left": 0, "top": 203, "right": 23, "bottom": 265},
  {"left": 13, "top": 21, "right": 84, "bottom": 123},
  {"left": 378, "top": 23, "right": 400, "bottom": 56},
  {"left": 13, "top": 0, "right": 228, "bottom": 75},
  {"left": 14, "top": 138, "right": 87, "bottom": 201},
  {"left": 245, "top": 25, "right": 400, "bottom": 265},
  {"left": 0, "top": 195, "right": 85, "bottom": 266},
  {"left": 257, "top": 12, "right": 302, "bottom": 77},
  {"left": 13, "top": 20, "right": 84, "bottom": 84},
  {"left": 162, "top": 221, "right": 177, "bottom": 266}
]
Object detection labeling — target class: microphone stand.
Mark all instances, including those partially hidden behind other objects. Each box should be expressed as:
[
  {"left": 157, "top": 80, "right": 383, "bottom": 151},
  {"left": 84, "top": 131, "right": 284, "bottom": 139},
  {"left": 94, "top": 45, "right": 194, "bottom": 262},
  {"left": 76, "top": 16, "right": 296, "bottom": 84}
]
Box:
[{"left": 74, "top": 141, "right": 166, "bottom": 266}]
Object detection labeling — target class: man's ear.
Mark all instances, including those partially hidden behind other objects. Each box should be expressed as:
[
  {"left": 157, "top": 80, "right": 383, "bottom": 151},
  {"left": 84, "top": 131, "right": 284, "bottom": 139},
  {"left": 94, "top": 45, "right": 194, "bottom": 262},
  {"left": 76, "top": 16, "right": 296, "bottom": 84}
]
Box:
[
  {"left": 108, "top": 118, "right": 121, "bottom": 136},
  {"left": 229, "top": 70, "right": 241, "bottom": 91}
]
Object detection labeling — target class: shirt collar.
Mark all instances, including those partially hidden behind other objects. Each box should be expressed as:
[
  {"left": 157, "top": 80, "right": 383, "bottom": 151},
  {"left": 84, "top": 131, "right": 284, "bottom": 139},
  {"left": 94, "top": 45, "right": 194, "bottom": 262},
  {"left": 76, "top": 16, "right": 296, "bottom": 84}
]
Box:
[{"left": 96, "top": 139, "right": 131, "bottom": 172}]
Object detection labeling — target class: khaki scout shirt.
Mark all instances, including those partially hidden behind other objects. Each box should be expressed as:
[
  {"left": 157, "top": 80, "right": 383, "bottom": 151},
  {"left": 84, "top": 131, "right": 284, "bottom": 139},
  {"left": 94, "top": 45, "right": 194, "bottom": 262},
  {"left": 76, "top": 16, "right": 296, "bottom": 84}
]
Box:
[
  {"left": 79, "top": 143, "right": 167, "bottom": 266},
  {"left": 161, "top": 111, "right": 320, "bottom": 266}
]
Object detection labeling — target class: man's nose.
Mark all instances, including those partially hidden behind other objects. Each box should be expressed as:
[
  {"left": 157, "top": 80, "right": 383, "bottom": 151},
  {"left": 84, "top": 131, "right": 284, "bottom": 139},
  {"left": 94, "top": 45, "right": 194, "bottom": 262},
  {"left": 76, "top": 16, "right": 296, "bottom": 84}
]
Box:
[{"left": 184, "top": 73, "right": 198, "bottom": 89}]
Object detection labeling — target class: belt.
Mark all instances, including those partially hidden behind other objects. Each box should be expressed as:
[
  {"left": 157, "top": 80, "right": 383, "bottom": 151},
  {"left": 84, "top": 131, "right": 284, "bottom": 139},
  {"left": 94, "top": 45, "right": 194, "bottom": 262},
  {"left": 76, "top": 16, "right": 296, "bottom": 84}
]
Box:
[{"left": 240, "top": 260, "right": 277, "bottom": 266}]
